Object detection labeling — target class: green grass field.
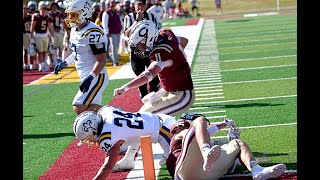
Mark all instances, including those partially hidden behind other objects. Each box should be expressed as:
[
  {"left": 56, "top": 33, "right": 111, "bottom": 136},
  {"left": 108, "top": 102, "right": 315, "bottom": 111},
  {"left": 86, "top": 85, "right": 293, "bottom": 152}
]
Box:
[{"left": 23, "top": 12, "right": 296, "bottom": 180}]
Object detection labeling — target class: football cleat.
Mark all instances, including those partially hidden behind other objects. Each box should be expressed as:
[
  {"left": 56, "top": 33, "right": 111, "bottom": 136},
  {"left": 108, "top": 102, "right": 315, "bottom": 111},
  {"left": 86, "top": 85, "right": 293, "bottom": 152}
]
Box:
[{"left": 252, "top": 164, "right": 286, "bottom": 180}]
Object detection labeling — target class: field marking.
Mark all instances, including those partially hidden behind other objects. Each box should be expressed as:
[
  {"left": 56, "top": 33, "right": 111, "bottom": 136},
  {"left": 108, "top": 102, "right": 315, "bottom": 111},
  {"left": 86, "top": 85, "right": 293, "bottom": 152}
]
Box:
[
  {"left": 192, "top": 76, "right": 222, "bottom": 81},
  {"left": 219, "top": 47, "right": 296, "bottom": 55},
  {"left": 194, "top": 95, "right": 296, "bottom": 105},
  {"left": 203, "top": 37, "right": 296, "bottom": 45},
  {"left": 193, "top": 79, "right": 222, "bottom": 84},
  {"left": 219, "top": 77, "right": 297, "bottom": 85},
  {"left": 221, "top": 64, "right": 296, "bottom": 72},
  {"left": 222, "top": 170, "right": 297, "bottom": 178},
  {"left": 194, "top": 86, "right": 223, "bottom": 90},
  {"left": 219, "top": 41, "right": 296, "bottom": 50},
  {"left": 196, "top": 92, "right": 224, "bottom": 97},
  {"left": 221, "top": 55, "right": 296, "bottom": 63},
  {"left": 196, "top": 89, "right": 223, "bottom": 93},
  {"left": 200, "top": 110, "right": 226, "bottom": 114}
]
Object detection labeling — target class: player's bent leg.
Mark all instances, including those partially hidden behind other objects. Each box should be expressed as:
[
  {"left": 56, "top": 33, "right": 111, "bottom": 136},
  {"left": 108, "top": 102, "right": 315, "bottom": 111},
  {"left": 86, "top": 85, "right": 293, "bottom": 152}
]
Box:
[
  {"left": 139, "top": 89, "right": 195, "bottom": 117},
  {"left": 203, "top": 145, "right": 221, "bottom": 172}
]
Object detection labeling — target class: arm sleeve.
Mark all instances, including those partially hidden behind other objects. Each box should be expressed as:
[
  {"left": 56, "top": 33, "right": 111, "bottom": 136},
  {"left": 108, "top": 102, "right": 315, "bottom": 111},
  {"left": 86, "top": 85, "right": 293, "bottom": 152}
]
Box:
[
  {"left": 64, "top": 52, "right": 76, "bottom": 65},
  {"left": 89, "top": 42, "right": 107, "bottom": 55}
]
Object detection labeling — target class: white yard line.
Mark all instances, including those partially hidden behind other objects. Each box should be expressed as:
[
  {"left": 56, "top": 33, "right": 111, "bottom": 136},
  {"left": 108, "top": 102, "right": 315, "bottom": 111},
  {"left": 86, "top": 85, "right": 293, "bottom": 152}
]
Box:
[
  {"left": 221, "top": 54, "right": 296, "bottom": 62},
  {"left": 194, "top": 95, "right": 296, "bottom": 105}
]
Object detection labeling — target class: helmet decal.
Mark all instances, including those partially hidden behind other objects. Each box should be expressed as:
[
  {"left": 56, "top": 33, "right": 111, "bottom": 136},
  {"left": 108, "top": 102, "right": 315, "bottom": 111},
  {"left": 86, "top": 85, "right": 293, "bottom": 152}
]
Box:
[{"left": 83, "top": 120, "right": 97, "bottom": 132}]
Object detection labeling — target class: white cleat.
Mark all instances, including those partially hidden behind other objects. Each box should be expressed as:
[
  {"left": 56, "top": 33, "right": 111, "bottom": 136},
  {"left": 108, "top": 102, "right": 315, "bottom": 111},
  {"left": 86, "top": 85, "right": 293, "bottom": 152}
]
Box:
[
  {"left": 252, "top": 164, "right": 287, "bottom": 180},
  {"left": 203, "top": 145, "right": 221, "bottom": 172},
  {"left": 112, "top": 158, "right": 135, "bottom": 171}
]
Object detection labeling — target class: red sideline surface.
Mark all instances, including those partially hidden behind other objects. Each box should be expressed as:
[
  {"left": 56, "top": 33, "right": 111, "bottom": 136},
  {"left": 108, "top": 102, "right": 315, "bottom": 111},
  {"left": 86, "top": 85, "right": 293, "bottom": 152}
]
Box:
[
  {"left": 23, "top": 69, "right": 54, "bottom": 85},
  {"left": 39, "top": 89, "right": 143, "bottom": 180}
]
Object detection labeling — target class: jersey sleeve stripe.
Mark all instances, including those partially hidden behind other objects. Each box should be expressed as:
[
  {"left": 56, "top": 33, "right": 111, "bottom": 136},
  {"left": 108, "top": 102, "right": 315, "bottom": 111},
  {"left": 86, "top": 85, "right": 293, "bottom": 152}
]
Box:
[
  {"left": 84, "top": 73, "right": 105, "bottom": 105},
  {"left": 99, "top": 131, "right": 111, "bottom": 143},
  {"left": 160, "top": 126, "right": 172, "bottom": 144},
  {"left": 81, "top": 28, "right": 104, "bottom": 37}
]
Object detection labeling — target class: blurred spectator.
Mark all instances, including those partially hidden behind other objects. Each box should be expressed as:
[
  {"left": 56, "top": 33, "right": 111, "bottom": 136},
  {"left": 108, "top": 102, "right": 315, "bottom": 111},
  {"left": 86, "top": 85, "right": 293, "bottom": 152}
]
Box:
[
  {"left": 30, "top": 1, "right": 53, "bottom": 72},
  {"left": 215, "top": 0, "right": 223, "bottom": 15},
  {"left": 101, "top": 0, "right": 123, "bottom": 67},
  {"left": 119, "top": 0, "right": 134, "bottom": 54},
  {"left": 169, "top": 0, "right": 176, "bottom": 19},
  {"left": 147, "top": 0, "right": 164, "bottom": 29},
  {"left": 123, "top": 0, "right": 160, "bottom": 100},
  {"left": 189, "top": 0, "right": 199, "bottom": 17},
  {"left": 163, "top": 0, "right": 171, "bottom": 19},
  {"left": 48, "top": 2, "right": 64, "bottom": 63},
  {"left": 95, "top": 0, "right": 113, "bottom": 61},
  {"left": 91, "top": 2, "right": 101, "bottom": 22},
  {"left": 23, "top": 6, "right": 37, "bottom": 70}
]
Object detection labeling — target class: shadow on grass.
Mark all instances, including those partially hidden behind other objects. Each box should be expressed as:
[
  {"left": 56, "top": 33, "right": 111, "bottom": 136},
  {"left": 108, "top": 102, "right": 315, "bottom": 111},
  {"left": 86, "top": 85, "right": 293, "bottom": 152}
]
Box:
[
  {"left": 225, "top": 19, "right": 252, "bottom": 23},
  {"left": 23, "top": 133, "right": 74, "bottom": 139}
]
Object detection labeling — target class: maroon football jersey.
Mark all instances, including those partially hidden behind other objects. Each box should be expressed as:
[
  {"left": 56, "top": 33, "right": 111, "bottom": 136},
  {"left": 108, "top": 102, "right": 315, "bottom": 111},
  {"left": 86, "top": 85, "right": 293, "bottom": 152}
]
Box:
[
  {"left": 23, "top": 14, "right": 32, "bottom": 33},
  {"left": 32, "top": 14, "right": 52, "bottom": 34},
  {"left": 49, "top": 11, "right": 63, "bottom": 32},
  {"left": 149, "top": 29, "right": 194, "bottom": 92},
  {"left": 166, "top": 138, "right": 182, "bottom": 177}
]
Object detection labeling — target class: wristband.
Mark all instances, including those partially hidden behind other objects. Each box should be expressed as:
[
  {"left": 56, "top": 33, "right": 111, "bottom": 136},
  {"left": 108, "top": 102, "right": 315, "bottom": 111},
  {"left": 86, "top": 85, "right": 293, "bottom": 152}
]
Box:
[
  {"left": 89, "top": 72, "right": 97, "bottom": 79},
  {"left": 207, "top": 125, "right": 219, "bottom": 136},
  {"left": 121, "top": 85, "right": 129, "bottom": 92}
]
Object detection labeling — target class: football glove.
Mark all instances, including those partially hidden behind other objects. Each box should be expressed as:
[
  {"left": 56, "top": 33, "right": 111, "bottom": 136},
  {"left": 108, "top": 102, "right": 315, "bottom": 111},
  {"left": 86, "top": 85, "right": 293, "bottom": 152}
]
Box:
[
  {"left": 79, "top": 75, "right": 94, "bottom": 93},
  {"left": 54, "top": 61, "right": 67, "bottom": 75},
  {"left": 224, "top": 118, "right": 236, "bottom": 127},
  {"left": 227, "top": 126, "right": 241, "bottom": 141}
]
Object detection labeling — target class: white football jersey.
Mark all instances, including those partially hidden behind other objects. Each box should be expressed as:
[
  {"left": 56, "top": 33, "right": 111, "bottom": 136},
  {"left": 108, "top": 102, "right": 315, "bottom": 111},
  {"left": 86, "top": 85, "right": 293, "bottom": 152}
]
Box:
[
  {"left": 97, "top": 106, "right": 162, "bottom": 152},
  {"left": 69, "top": 21, "right": 108, "bottom": 81}
]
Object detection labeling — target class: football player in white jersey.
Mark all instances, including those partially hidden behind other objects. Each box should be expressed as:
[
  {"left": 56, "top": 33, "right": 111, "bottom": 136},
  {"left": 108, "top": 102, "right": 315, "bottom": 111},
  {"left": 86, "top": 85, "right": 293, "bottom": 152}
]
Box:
[
  {"left": 73, "top": 105, "right": 177, "bottom": 179},
  {"left": 54, "top": 0, "right": 109, "bottom": 115}
]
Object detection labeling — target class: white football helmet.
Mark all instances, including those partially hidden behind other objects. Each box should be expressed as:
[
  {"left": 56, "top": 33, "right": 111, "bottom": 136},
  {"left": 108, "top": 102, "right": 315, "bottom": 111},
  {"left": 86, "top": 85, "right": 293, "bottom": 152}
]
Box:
[
  {"left": 58, "top": 2, "right": 66, "bottom": 9},
  {"left": 73, "top": 111, "right": 103, "bottom": 146},
  {"left": 38, "top": 1, "right": 47, "bottom": 10},
  {"left": 64, "top": 0, "right": 94, "bottom": 28},
  {"left": 179, "top": 112, "right": 209, "bottom": 124},
  {"left": 129, "top": 20, "right": 159, "bottom": 57},
  {"left": 27, "top": 1, "right": 37, "bottom": 9}
]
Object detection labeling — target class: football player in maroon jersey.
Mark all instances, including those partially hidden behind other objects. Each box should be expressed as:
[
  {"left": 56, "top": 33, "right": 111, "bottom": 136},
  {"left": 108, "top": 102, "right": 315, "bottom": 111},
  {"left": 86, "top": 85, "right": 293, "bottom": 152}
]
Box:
[
  {"left": 30, "top": 1, "right": 54, "bottom": 71},
  {"left": 114, "top": 20, "right": 195, "bottom": 117},
  {"left": 167, "top": 112, "right": 287, "bottom": 180},
  {"left": 23, "top": 6, "right": 36, "bottom": 70}
]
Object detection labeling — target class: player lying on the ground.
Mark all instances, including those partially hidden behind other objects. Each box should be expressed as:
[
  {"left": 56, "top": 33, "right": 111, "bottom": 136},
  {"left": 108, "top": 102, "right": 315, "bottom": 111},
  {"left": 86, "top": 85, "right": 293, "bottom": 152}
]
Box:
[
  {"left": 73, "top": 105, "right": 176, "bottom": 180},
  {"left": 166, "top": 113, "right": 287, "bottom": 180}
]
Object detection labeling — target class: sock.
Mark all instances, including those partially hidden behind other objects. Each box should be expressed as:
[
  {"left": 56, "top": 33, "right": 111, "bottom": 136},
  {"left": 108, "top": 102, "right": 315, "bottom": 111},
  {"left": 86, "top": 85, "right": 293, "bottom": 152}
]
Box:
[
  {"left": 249, "top": 160, "right": 264, "bottom": 173},
  {"left": 123, "top": 143, "right": 140, "bottom": 161},
  {"left": 200, "top": 143, "right": 211, "bottom": 158}
]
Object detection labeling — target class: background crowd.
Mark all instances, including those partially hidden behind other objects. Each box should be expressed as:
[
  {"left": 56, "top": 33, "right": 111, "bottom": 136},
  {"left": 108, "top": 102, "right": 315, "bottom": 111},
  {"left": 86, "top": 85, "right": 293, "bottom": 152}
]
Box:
[{"left": 23, "top": 0, "right": 199, "bottom": 71}]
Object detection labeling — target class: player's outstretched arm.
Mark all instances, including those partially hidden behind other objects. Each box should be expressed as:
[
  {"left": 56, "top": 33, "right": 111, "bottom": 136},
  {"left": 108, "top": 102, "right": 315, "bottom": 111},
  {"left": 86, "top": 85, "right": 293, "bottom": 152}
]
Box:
[{"left": 93, "top": 140, "right": 124, "bottom": 180}]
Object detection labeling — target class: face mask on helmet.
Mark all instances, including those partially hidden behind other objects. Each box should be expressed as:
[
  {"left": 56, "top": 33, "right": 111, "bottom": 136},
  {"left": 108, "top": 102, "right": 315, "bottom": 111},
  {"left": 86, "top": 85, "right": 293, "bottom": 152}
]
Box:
[
  {"left": 179, "top": 112, "right": 209, "bottom": 124},
  {"left": 129, "top": 20, "right": 158, "bottom": 58},
  {"left": 64, "top": 0, "right": 93, "bottom": 28},
  {"left": 73, "top": 111, "right": 103, "bottom": 147}
]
